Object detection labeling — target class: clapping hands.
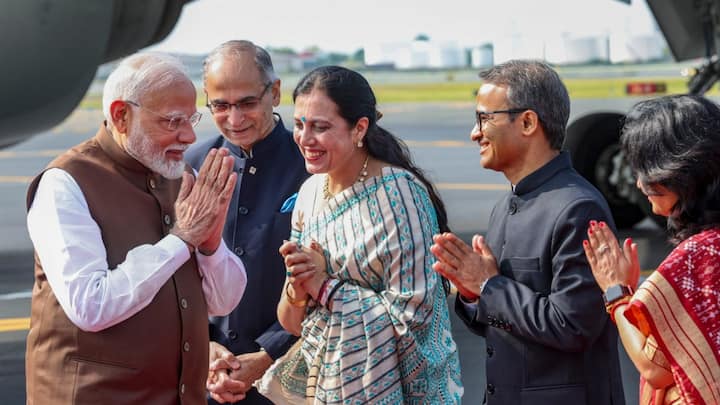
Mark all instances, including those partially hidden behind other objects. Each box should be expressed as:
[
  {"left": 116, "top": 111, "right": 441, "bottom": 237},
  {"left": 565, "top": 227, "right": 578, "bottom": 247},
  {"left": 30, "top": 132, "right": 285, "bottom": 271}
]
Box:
[{"left": 431, "top": 232, "right": 499, "bottom": 300}]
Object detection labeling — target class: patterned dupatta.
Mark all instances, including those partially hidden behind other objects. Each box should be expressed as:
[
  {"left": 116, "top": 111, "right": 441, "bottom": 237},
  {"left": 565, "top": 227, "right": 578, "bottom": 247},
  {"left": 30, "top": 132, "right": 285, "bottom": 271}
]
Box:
[{"left": 624, "top": 228, "right": 720, "bottom": 404}]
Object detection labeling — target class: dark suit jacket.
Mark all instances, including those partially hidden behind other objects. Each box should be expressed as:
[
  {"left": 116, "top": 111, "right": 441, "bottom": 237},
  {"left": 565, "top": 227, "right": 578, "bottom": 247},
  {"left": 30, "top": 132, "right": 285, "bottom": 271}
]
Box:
[
  {"left": 186, "top": 116, "right": 308, "bottom": 404},
  {"left": 456, "top": 152, "right": 625, "bottom": 405}
]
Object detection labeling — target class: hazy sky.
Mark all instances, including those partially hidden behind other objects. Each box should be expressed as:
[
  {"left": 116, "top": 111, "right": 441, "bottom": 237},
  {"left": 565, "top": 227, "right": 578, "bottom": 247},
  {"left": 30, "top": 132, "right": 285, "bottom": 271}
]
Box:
[{"left": 149, "top": 0, "right": 658, "bottom": 55}]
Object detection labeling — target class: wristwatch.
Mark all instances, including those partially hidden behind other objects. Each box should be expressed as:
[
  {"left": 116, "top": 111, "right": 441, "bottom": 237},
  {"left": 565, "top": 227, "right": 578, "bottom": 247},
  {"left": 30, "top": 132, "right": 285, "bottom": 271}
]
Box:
[{"left": 603, "top": 284, "right": 634, "bottom": 306}]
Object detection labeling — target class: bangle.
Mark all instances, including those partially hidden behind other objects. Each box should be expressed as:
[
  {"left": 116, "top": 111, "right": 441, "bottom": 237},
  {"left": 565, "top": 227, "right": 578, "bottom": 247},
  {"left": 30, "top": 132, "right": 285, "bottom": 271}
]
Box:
[
  {"left": 606, "top": 296, "right": 631, "bottom": 323},
  {"left": 319, "top": 278, "right": 339, "bottom": 308},
  {"left": 285, "top": 283, "right": 307, "bottom": 308},
  {"left": 317, "top": 278, "right": 332, "bottom": 306}
]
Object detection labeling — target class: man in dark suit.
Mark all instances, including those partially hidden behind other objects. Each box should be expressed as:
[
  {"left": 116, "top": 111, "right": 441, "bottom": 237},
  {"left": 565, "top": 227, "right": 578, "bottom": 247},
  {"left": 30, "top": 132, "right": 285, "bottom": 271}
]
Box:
[
  {"left": 431, "top": 60, "right": 625, "bottom": 405},
  {"left": 185, "top": 40, "right": 308, "bottom": 404}
]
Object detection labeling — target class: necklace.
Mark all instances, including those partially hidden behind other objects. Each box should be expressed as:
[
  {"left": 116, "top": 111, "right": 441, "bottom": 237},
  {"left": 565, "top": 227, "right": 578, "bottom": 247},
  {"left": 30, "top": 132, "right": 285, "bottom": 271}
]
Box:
[{"left": 323, "top": 156, "right": 369, "bottom": 200}]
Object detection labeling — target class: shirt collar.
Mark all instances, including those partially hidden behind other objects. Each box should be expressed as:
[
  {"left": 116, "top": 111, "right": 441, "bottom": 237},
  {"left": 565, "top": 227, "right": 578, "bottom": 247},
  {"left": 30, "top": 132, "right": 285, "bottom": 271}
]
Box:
[{"left": 514, "top": 151, "right": 572, "bottom": 195}]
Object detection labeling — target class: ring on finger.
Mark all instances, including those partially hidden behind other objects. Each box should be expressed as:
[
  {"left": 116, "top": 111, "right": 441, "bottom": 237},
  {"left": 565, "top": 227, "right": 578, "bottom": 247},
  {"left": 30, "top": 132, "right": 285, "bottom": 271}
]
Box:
[{"left": 597, "top": 244, "right": 609, "bottom": 254}]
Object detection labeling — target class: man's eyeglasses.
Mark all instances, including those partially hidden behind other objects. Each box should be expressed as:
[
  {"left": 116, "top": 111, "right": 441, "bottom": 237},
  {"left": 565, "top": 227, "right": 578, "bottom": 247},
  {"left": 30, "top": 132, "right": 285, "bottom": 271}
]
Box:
[
  {"left": 475, "top": 108, "right": 529, "bottom": 128},
  {"left": 125, "top": 101, "right": 202, "bottom": 131},
  {"left": 206, "top": 81, "right": 273, "bottom": 114}
]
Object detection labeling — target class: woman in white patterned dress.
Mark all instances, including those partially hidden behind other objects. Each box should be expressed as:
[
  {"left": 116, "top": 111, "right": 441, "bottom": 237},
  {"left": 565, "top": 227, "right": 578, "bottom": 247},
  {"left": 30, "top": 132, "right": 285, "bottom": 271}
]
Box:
[{"left": 257, "top": 66, "right": 463, "bottom": 404}]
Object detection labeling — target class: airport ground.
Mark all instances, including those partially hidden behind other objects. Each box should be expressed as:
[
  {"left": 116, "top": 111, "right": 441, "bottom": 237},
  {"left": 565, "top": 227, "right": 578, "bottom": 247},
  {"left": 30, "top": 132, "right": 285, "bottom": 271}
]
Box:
[{"left": 0, "top": 101, "right": 674, "bottom": 403}]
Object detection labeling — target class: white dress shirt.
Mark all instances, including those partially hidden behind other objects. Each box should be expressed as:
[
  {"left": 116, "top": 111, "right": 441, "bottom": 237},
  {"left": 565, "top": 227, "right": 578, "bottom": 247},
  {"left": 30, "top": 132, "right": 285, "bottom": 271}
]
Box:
[{"left": 27, "top": 168, "right": 247, "bottom": 332}]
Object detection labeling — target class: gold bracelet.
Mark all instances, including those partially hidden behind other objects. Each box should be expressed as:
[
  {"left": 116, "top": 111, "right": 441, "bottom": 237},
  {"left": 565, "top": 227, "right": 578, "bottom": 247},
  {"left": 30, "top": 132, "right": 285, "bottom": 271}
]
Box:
[{"left": 285, "top": 283, "right": 308, "bottom": 308}]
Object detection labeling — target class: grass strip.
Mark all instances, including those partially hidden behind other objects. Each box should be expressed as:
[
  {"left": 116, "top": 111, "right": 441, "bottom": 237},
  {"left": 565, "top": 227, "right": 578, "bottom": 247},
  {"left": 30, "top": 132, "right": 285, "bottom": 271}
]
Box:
[{"left": 78, "top": 76, "right": 719, "bottom": 109}]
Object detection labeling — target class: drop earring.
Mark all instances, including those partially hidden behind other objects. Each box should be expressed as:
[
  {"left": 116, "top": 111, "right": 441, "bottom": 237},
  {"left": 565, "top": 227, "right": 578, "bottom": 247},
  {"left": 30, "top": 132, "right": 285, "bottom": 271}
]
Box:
[{"left": 357, "top": 140, "right": 363, "bottom": 148}]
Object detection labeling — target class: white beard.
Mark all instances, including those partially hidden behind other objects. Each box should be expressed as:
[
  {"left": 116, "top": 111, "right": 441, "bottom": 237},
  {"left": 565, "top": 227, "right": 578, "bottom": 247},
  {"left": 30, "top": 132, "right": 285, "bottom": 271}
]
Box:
[{"left": 125, "top": 121, "right": 187, "bottom": 180}]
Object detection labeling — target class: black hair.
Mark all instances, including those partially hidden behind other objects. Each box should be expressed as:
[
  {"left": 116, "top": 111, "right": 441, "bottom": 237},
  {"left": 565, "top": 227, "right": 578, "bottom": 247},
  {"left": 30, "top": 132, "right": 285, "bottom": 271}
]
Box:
[
  {"left": 293, "top": 66, "right": 449, "bottom": 233},
  {"left": 621, "top": 94, "right": 720, "bottom": 243},
  {"left": 479, "top": 60, "right": 569, "bottom": 150}
]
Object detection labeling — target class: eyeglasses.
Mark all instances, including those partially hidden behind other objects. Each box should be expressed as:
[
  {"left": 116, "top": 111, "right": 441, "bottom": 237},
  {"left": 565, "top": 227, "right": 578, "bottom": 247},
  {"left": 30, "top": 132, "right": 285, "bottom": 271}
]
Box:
[
  {"left": 475, "top": 108, "right": 529, "bottom": 128},
  {"left": 206, "top": 81, "right": 273, "bottom": 114},
  {"left": 125, "top": 100, "right": 202, "bottom": 131}
]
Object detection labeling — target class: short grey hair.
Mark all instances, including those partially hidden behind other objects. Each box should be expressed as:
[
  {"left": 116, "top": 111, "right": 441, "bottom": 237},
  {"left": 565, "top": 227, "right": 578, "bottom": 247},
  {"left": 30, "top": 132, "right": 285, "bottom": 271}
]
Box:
[
  {"left": 479, "top": 60, "right": 569, "bottom": 150},
  {"left": 203, "top": 40, "right": 278, "bottom": 85},
  {"left": 102, "top": 52, "right": 190, "bottom": 125}
]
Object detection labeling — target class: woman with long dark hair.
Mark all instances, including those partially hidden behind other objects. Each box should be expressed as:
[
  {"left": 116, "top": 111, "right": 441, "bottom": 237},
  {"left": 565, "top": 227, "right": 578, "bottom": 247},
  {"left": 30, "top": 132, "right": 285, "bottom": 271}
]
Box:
[{"left": 256, "top": 66, "right": 462, "bottom": 404}]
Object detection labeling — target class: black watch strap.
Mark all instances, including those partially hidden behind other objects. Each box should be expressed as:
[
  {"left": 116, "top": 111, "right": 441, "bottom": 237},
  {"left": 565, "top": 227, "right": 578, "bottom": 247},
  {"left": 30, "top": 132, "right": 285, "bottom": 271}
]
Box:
[{"left": 603, "top": 284, "right": 634, "bottom": 306}]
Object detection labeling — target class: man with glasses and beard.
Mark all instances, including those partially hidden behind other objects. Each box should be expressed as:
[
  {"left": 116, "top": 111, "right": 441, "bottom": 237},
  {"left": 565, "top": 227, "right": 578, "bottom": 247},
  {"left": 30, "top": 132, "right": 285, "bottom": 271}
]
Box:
[
  {"left": 431, "top": 60, "right": 625, "bottom": 405},
  {"left": 25, "top": 52, "right": 247, "bottom": 405},
  {"left": 185, "top": 40, "right": 307, "bottom": 404}
]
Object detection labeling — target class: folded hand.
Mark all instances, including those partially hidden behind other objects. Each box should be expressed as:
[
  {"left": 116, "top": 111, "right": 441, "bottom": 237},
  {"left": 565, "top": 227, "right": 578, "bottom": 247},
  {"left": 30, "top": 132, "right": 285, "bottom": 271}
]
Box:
[
  {"left": 431, "top": 232, "right": 498, "bottom": 299},
  {"left": 171, "top": 148, "right": 237, "bottom": 254},
  {"left": 583, "top": 221, "right": 640, "bottom": 292}
]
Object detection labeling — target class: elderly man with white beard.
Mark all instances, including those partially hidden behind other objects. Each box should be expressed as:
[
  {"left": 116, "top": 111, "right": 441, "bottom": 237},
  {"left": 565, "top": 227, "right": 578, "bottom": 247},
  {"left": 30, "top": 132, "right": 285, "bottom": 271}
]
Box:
[{"left": 24, "top": 52, "right": 247, "bottom": 405}]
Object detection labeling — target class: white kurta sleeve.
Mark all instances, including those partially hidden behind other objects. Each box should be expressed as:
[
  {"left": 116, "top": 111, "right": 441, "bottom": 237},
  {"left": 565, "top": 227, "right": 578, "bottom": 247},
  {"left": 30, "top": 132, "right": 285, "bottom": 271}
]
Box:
[
  {"left": 27, "top": 168, "right": 223, "bottom": 332},
  {"left": 195, "top": 239, "right": 247, "bottom": 316}
]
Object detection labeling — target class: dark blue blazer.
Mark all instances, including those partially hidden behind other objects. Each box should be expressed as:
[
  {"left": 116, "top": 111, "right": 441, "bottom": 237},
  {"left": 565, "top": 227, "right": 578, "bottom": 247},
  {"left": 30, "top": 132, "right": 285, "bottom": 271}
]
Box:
[
  {"left": 456, "top": 152, "right": 625, "bottom": 405},
  {"left": 186, "top": 116, "right": 308, "bottom": 404}
]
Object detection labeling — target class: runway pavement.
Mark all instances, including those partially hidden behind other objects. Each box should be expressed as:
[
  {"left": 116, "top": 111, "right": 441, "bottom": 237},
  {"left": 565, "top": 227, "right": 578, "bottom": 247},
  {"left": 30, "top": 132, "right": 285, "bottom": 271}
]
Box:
[{"left": 0, "top": 101, "right": 673, "bottom": 404}]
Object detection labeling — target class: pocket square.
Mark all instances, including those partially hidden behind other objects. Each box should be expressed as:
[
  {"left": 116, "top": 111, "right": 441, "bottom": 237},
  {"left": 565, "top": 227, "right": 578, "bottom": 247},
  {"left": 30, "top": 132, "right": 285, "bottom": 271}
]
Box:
[{"left": 280, "top": 193, "right": 298, "bottom": 213}]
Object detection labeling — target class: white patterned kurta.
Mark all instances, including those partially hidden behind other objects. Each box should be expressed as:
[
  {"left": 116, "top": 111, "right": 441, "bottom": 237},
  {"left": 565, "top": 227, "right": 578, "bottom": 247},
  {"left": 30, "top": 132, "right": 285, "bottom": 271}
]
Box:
[{"left": 279, "top": 167, "right": 463, "bottom": 404}]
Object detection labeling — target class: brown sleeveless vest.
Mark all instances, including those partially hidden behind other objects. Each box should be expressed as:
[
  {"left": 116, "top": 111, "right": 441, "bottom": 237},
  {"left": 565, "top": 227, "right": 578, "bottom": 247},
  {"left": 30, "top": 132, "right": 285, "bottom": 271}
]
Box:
[{"left": 25, "top": 125, "right": 208, "bottom": 404}]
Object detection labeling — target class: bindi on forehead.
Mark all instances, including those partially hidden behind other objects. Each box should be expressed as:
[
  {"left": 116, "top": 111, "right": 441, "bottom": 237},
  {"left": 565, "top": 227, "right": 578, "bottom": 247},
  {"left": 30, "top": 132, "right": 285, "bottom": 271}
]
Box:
[{"left": 295, "top": 114, "right": 330, "bottom": 125}]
